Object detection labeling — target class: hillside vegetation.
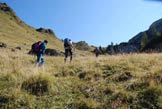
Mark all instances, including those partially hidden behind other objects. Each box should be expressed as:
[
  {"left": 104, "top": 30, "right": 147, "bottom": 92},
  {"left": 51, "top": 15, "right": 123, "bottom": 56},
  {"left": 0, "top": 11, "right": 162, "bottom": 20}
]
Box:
[
  {"left": 105, "top": 18, "right": 162, "bottom": 54},
  {"left": 0, "top": 3, "right": 94, "bottom": 57},
  {"left": 0, "top": 3, "right": 63, "bottom": 51},
  {"left": 1, "top": 48, "right": 162, "bottom": 108},
  {"left": 1, "top": 2, "right": 162, "bottom": 109}
]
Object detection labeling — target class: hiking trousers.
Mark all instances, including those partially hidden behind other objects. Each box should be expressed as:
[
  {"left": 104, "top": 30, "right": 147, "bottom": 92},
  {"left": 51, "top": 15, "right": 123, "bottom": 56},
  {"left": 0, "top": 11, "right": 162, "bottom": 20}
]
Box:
[
  {"left": 65, "top": 48, "right": 73, "bottom": 58},
  {"left": 36, "top": 53, "right": 45, "bottom": 66}
]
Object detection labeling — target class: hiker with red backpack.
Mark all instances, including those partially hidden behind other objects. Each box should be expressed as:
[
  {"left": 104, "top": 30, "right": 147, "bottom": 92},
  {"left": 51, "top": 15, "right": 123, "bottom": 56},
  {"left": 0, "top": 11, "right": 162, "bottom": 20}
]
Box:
[
  {"left": 94, "top": 47, "right": 101, "bottom": 57},
  {"left": 64, "top": 38, "right": 73, "bottom": 63},
  {"left": 35, "top": 40, "right": 48, "bottom": 66}
]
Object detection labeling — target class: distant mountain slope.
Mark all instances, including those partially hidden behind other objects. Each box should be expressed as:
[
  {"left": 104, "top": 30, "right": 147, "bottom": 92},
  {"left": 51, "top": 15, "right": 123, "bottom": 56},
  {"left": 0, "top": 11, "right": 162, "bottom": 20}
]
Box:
[
  {"left": 0, "top": 3, "right": 63, "bottom": 51},
  {"left": 106, "top": 18, "right": 162, "bottom": 54},
  {"left": 0, "top": 3, "right": 94, "bottom": 56},
  {"left": 128, "top": 18, "right": 162, "bottom": 51}
]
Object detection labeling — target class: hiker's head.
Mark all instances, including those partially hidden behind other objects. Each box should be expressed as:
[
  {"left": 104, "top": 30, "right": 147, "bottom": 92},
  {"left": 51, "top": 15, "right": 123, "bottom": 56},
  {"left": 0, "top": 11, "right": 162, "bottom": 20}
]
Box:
[{"left": 44, "top": 40, "right": 48, "bottom": 44}]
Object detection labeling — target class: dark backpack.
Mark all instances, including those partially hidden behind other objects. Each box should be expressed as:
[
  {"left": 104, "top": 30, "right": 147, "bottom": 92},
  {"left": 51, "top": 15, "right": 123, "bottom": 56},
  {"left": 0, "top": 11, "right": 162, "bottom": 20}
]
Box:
[
  {"left": 31, "top": 41, "right": 42, "bottom": 54},
  {"left": 64, "top": 38, "right": 71, "bottom": 47}
]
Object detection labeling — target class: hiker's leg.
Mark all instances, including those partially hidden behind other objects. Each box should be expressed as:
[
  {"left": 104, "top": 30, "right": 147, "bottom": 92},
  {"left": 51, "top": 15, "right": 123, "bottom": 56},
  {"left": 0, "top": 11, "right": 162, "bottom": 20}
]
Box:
[
  {"left": 64, "top": 49, "right": 68, "bottom": 63},
  {"left": 36, "top": 53, "right": 41, "bottom": 66},
  {"left": 69, "top": 49, "right": 73, "bottom": 62},
  {"left": 41, "top": 54, "right": 45, "bottom": 66}
]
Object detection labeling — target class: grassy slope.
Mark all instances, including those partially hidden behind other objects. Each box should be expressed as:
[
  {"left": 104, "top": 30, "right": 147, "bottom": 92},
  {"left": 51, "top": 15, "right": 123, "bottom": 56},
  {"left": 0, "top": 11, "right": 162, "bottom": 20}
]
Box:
[
  {"left": 0, "top": 10, "right": 63, "bottom": 51},
  {"left": 1, "top": 3, "right": 162, "bottom": 109},
  {"left": 1, "top": 49, "right": 162, "bottom": 108},
  {"left": 0, "top": 9, "right": 93, "bottom": 56}
]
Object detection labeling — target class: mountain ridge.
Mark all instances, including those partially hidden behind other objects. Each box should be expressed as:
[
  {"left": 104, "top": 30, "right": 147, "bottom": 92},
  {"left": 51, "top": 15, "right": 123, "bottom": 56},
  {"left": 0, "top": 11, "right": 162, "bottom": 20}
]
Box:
[
  {"left": 0, "top": 2, "right": 94, "bottom": 55},
  {"left": 106, "top": 18, "right": 162, "bottom": 54},
  {"left": 1, "top": 2, "right": 162, "bottom": 55},
  {"left": 0, "top": 2, "right": 63, "bottom": 51}
]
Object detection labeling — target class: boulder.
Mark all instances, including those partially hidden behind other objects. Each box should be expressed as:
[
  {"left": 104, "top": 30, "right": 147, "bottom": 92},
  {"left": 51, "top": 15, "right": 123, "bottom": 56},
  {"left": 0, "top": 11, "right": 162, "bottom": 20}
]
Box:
[
  {"left": 45, "top": 48, "right": 62, "bottom": 56},
  {"left": 0, "top": 3, "right": 13, "bottom": 12},
  {"left": 36, "top": 28, "right": 54, "bottom": 35},
  {"left": 15, "top": 46, "right": 21, "bottom": 50},
  {"left": 0, "top": 42, "right": 7, "bottom": 48}
]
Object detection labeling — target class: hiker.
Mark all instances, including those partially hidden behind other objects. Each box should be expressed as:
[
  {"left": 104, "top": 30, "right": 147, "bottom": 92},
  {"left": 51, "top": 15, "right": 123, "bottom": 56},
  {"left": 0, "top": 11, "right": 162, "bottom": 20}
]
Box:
[
  {"left": 64, "top": 38, "right": 73, "bottom": 63},
  {"left": 94, "top": 47, "right": 101, "bottom": 57},
  {"left": 36, "top": 40, "right": 48, "bottom": 66}
]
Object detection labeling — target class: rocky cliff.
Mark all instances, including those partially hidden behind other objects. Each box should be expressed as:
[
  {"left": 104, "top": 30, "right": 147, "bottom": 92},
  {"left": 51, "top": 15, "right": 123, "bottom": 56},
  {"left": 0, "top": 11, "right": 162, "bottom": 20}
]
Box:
[{"left": 107, "top": 18, "right": 162, "bottom": 54}]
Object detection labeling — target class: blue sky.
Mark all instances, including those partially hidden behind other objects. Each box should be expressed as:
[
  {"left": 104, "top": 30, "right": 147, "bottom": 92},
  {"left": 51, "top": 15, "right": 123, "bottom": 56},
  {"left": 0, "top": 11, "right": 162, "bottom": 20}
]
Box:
[{"left": 1, "top": 0, "right": 162, "bottom": 46}]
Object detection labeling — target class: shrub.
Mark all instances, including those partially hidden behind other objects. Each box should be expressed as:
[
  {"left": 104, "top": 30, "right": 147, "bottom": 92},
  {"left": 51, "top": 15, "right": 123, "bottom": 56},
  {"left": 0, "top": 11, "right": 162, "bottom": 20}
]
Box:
[
  {"left": 137, "top": 87, "right": 162, "bottom": 109},
  {"left": 115, "top": 72, "right": 133, "bottom": 82},
  {"left": 126, "top": 81, "right": 149, "bottom": 91},
  {"left": 21, "top": 75, "right": 51, "bottom": 96}
]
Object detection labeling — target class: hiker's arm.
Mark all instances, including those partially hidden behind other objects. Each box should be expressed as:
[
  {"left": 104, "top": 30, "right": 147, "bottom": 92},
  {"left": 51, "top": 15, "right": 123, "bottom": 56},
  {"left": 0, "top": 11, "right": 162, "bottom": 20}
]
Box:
[{"left": 41, "top": 44, "right": 46, "bottom": 54}]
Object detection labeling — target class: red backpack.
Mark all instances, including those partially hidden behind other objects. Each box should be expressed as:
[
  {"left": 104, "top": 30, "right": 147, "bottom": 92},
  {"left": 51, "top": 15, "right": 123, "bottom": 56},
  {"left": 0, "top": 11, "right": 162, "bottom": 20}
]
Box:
[{"left": 31, "top": 41, "right": 42, "bottom": 54}]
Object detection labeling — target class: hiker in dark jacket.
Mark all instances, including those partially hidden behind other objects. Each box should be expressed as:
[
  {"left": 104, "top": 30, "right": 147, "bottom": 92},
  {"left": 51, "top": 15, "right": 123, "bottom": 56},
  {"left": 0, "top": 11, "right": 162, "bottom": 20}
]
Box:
[
  {"left": 94, "top": 47, "right": 101, "bottom": 57},
  {"left": 64, "top": 38, "right": 73, "bottom": 63},
  {"left": 36, "top": 40, "right": 48, "bottom": 66}
]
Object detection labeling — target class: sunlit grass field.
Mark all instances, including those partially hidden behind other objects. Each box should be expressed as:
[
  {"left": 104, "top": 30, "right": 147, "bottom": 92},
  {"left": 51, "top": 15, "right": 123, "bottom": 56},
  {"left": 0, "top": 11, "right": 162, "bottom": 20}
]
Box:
[
  {"left": 1, "top": 48, "right": 162, "bottom": 109},
  {"left": 2, "top": 3, "right": 162, "bottom": 108}
]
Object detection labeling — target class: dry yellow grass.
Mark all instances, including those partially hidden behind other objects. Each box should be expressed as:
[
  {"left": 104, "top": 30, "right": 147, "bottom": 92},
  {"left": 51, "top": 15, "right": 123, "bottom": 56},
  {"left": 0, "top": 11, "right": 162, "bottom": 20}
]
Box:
[
  {"left": 1, "top": 48, "right": 162, "bottom": 108},
  {"left": 3, "top": 4, "right": 162, "bottom": 108},
  {"left": 1, "top": 7, "right": 162, "bottom": 108},
  {"left": 0, "top": 10, "right": 64, "bottom": 52}
]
